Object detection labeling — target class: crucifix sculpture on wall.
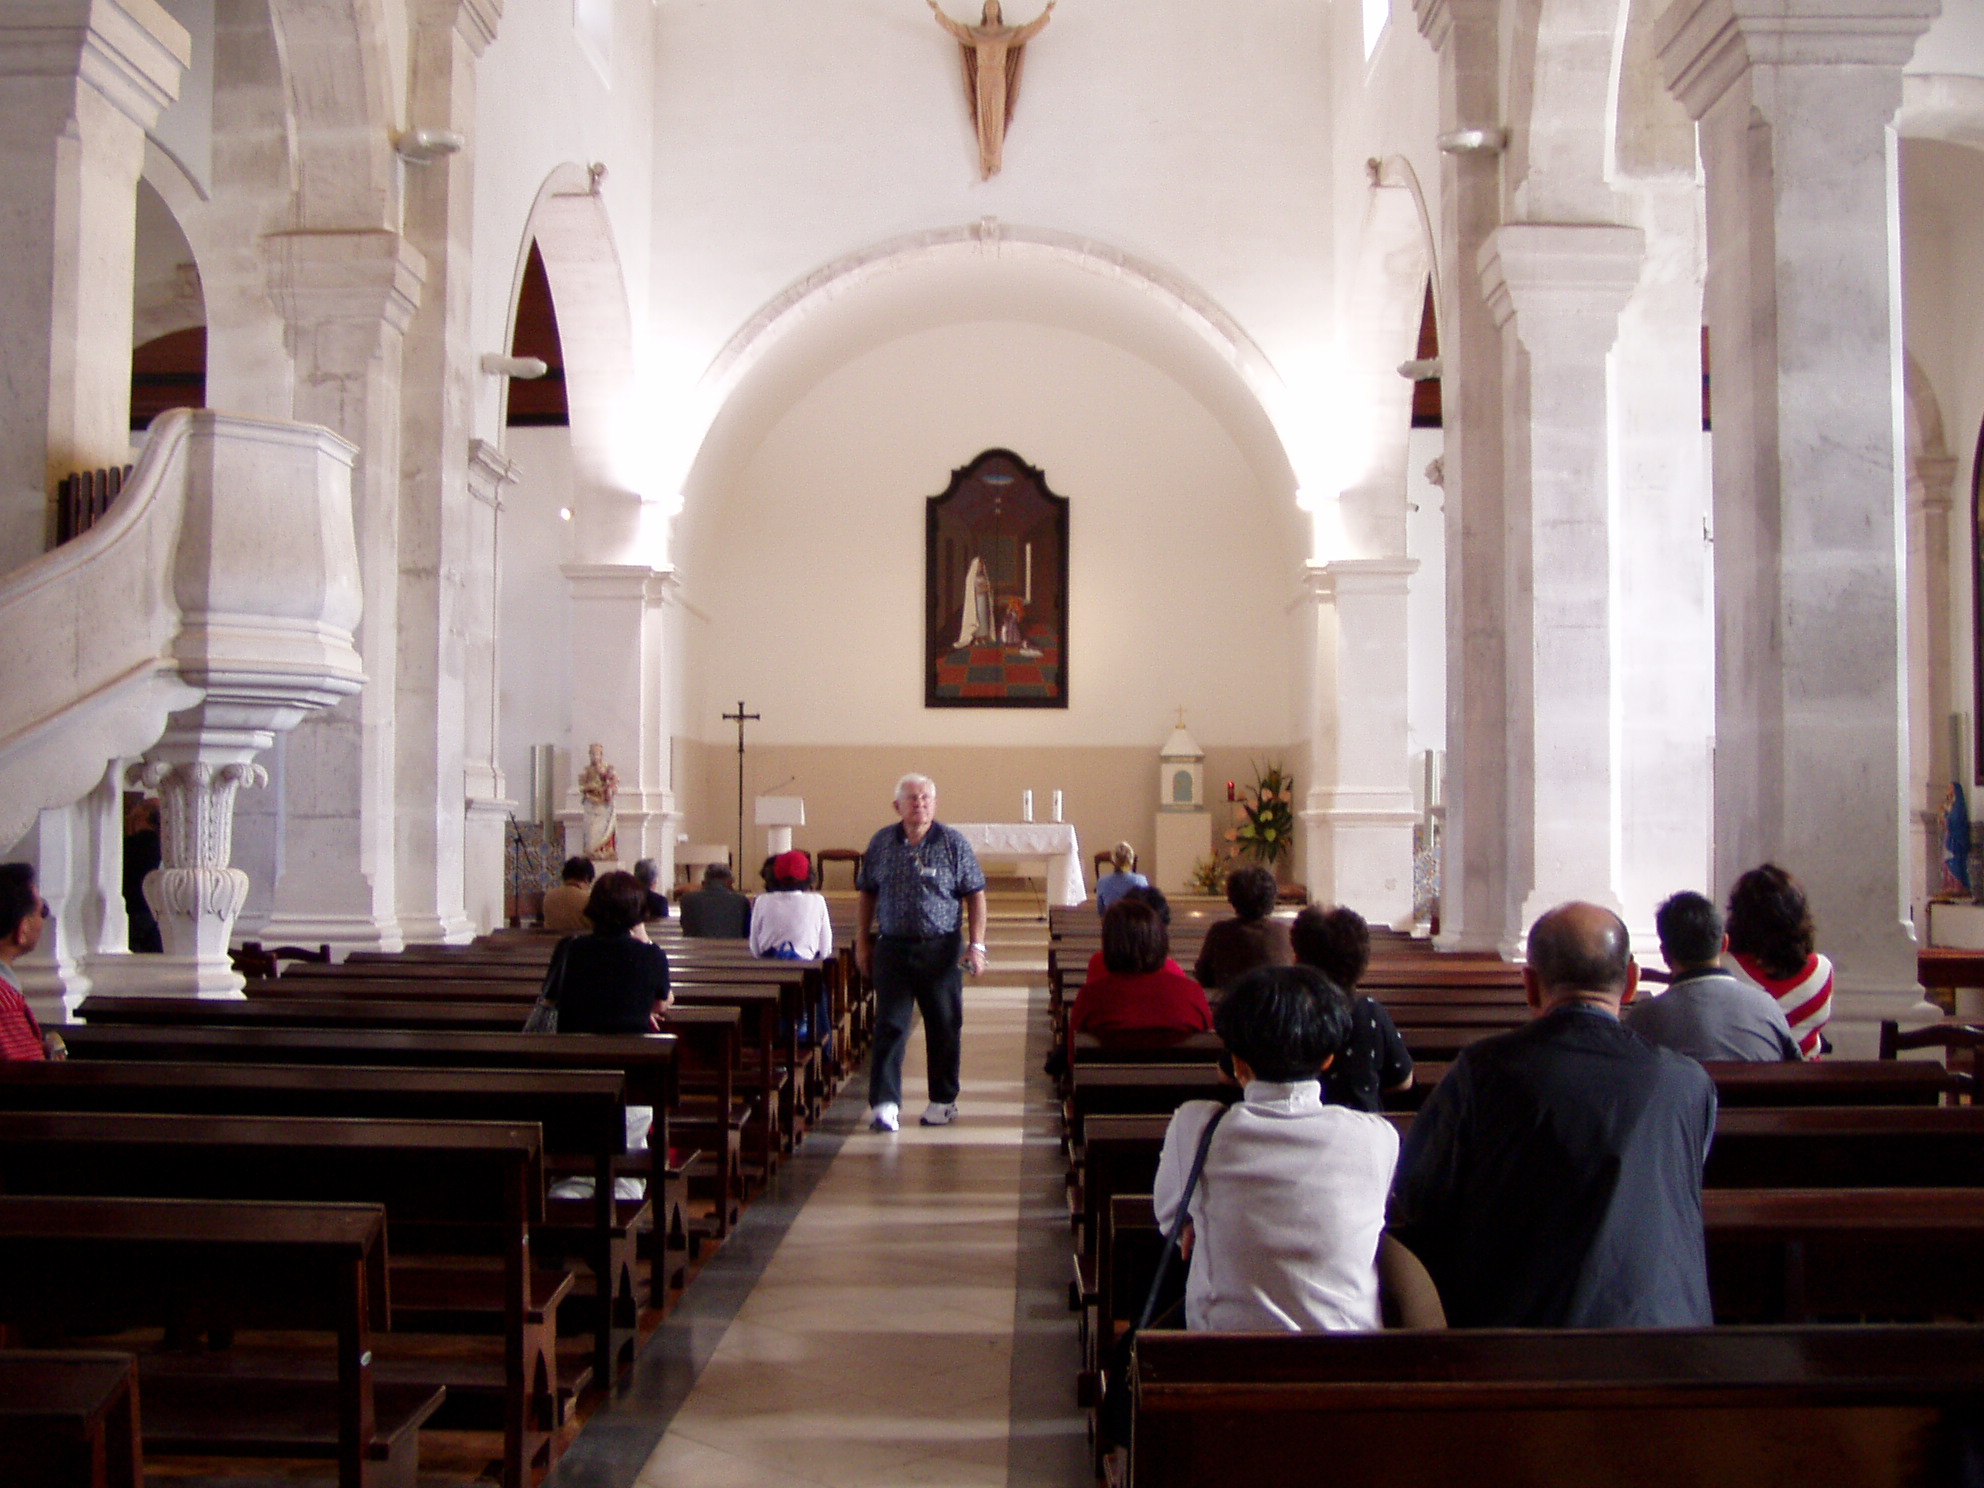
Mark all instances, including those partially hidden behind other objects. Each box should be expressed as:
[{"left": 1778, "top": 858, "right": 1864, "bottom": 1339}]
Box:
[
  {"left": 929, "top": 0, "right": 1055, "bottom": 178},
  {"left": 722, "top": 700, "right": 760, "bottom": 878}
]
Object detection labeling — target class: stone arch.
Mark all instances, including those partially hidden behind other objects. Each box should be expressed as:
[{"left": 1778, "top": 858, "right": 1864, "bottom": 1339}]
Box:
[
  {"left": 1902, "top": 352, "right": 1961, "bottom": 916},
  {"left": 503, "top": 164, "right": 643, "bottom": 564},
  {"left": 1899, "top": 74, "right": 1984, "bottom": 152},
  {"left": 680, "top": 222, "right": 1302, "bottom": 555},
  {"left": 1504, "top": 0, "right": 1627, "bottom": 218},
  {"left": 265, "top": 0, "right": 400, "bottom": 231}
]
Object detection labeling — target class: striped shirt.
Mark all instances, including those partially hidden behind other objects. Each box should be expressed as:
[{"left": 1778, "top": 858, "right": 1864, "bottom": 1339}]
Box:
[
  {"left": 0, "top": 962, "right": 46, "bottom": 1062},
  {"left": 1733, "top": 951, "right": 1833, "bottom": 1060}
]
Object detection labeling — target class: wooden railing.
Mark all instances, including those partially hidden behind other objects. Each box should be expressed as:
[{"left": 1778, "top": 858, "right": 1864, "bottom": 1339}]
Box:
[{"left": 52, "top": 464, "right": 132, "bottom": 547}]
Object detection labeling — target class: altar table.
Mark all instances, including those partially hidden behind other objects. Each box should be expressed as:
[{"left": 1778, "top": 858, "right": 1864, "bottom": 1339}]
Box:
[{"left": 951, "top": 822, "right": 1086, "bottom": 908}]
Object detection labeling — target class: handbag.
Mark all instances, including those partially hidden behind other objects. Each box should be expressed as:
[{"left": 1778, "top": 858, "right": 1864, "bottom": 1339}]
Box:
[
  {"left": 1097, "top": 1101, "right": 1229, "bottom": 1450},
  {"left": 523, "top": 936, "right": 572, "bottom": 1033}
]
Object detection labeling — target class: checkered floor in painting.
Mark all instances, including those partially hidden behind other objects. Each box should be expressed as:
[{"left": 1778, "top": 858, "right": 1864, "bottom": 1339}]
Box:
[{"left": 933, "top": 630, "right": 1062, "bottom": 700}]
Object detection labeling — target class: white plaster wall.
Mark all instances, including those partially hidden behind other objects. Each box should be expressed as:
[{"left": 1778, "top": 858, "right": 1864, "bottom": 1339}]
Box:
[
  {"left": 495, "top": 426, "right": 580, "bottom": 799},
  {"left": 676, "top": 318, "right": 1301, "bottom": 751},
  {"left": 642, "top": 1, "right": 1337, "bottom": 491},
  {"left": 1911, "top": 3, "right": 1984, "bottom": 77}
]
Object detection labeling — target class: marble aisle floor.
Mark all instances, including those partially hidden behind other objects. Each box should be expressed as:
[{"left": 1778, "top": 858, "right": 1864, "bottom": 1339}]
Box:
[{"left": 549, "top": 922, "right": 1088, "bottom": 1488}]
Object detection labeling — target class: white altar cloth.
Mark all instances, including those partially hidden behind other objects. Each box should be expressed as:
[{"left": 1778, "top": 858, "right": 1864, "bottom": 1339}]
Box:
[{"left": 951, "top": 822, "right": 1086, "bottom": 908}]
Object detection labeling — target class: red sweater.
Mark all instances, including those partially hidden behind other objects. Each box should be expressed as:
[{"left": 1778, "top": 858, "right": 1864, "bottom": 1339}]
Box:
[{"left": 1068, "top": 957, "right": 1213, "bottom": 1035}]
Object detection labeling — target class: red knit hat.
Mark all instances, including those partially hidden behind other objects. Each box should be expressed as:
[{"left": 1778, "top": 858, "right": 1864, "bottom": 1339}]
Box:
[{"left": 772, "top": 850, "right": 811, "bottom": 885}]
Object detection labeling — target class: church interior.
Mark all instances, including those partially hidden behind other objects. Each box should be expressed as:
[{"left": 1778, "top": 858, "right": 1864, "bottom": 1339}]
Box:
[{"left": 5, "top": 0, "right": 1984, "bottom": 1483}]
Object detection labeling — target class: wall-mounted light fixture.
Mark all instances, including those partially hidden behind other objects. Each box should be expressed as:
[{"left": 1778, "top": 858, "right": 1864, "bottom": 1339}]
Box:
[
  {"left": 481, "top": 354, "right": 549, "bottom": 379},
  {"left": 395, "top": 128, "right": 465, "bottom": 163},
  {"left": 1437, "top": 127, "right": 1507, "bottom": 155},
  {"left": 1397, "top": 357, "right": 1443, "bottom": 381}
]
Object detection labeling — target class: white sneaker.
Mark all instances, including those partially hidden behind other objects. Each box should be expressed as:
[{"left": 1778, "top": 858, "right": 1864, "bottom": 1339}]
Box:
[
  {"left": 919, "top": 1101, "right": 959, "bottom": 1127},
  {"left": 868, "top": 1102, "right": 900, "bottom": 1132}
]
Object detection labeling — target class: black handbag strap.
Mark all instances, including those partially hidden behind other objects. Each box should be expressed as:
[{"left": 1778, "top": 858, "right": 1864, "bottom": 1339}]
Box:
[{"left": 1136, "top": 1101, "right": 1230, "bottom": 1331}]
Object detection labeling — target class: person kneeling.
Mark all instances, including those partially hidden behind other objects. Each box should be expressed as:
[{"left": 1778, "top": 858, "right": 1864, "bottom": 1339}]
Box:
[{"left": 1153, "top": 964, "right": 1399, "bottom": 1331}]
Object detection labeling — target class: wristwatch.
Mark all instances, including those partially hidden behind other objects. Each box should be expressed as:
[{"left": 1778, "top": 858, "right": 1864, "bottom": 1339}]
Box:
[{"left": 969, "top": 941, "right": 987, "bottom": 954}]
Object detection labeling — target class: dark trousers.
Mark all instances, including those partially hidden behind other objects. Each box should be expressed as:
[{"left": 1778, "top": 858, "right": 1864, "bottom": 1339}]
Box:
[{"left": 868, "top": 932, "right": 964, "bottom": 1108}]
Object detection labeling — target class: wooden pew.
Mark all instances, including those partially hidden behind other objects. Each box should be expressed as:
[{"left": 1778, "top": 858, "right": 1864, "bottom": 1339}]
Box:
[
  {"left": 75, "top": 994, "right": 533, "bottom": 1034},
  {"left": 0, "top": 1111, "right": 558, "bottom": 1488},
  {"left": 0, "top": 1350, "right": 141, "bottom": 1488},
  {"left": 0, "top": 1195, "right": 439, "bottom": 1488},
  {"left": 0, "top": 1060, "right": 645, "bottom": 1386},
  {"left": 1127, "top": 1327, "right": 1984, "bottom": 1488},
  {"left": 1880, "top": 1017, "right": 1982, "bottom": 1101}
]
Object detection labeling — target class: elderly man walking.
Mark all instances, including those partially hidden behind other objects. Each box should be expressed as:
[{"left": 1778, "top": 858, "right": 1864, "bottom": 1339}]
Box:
[{"left": 856, "top": 774, "right": 988, "bottom": 1132}]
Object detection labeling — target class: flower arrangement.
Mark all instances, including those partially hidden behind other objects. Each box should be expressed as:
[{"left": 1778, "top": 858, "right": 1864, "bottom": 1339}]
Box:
[
  {"left": 1225, "top": 761, "right": 1297, "bottom": 870},
  {"left": 1186, "top": 853, "right": 1228, "bottom": 897}
]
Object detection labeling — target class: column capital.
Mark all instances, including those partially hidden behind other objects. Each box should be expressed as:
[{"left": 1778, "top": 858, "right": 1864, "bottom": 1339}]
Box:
[
  {"left": 1657, "top": 0, "right": 1938, "bottom": 122},
  {"left": 1304, "top": 557, "right": 1420, "bottom": 601},
  {"left": 560, "top": 562, "right": 679, "bottom": 606},
  {"left": 466, "top": 437, "right": 519, "bottom": 508},
  {"left": 1913, "top": 453, "right": 1959, "bottom": 512},
  {"left": 413, "top": 0, "right": 502, "bottom": 54},
  {"left": 264, "top": 230, "right": 426, "bottom": 343},
  {"left": 1413, "top": 0, "right": 1496, "bottom": 51},
  {"left": 1478, "top": 222, "right": 1644, "bottom": 335},
  {"left": 0, "top": 0, "right": 190, "bottom": 131}
]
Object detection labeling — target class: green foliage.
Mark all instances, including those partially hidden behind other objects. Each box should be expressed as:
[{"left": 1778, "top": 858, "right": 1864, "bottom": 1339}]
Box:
[
  {"left": 1186, "top": 853, "right": 1228, "bottom": 896},
  {"left": 1225, "top": 761, "right": 1296, "bottom": 869}
]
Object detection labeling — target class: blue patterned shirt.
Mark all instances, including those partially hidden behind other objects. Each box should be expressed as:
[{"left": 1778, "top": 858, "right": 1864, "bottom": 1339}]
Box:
[{"left": 858, "top": 821, "right": 987, "bottom": 937}]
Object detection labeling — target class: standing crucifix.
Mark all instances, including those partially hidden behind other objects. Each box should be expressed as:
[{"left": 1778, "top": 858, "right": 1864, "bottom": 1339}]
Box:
[
  {"left": 722, "top": 700, "right": 760, "bottom": 881},
  {"left": 929, "top": 0, "right": 1055, "bottom": 179}
]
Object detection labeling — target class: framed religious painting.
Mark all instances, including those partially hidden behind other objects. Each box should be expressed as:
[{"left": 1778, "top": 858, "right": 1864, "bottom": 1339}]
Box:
[{"left": 926, "top": 449, "right": 1069, "bottom": 708}]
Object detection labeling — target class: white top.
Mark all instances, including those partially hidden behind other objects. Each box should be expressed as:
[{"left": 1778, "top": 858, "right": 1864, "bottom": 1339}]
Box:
[
  {"left": 748, "top": 890, "right": 835, "bottom": 960},
  {"left": 947, "top": 821, "right": 1086, "bottom": 907},
  {"left": 1153, "top": 1079, "right": 1399, "bottom": 1333}
]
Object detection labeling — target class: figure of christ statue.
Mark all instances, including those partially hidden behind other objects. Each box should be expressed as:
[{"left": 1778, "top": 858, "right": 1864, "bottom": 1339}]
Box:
[
  {"left": 929, "top": 0, "right": 1055, "bottom": 179},
  {"left": 577, "top": 741, "right": 620, "bottom": 862}
]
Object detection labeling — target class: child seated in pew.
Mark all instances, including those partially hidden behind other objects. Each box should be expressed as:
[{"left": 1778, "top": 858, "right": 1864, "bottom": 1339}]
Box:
[
  {"left": 1153, "top": 965, "right": 1398, "bottom": 1331},
  {"left": 1289, "top": 904, "right": 1414, "bottom": 1113},
  {"left": 546, "top": 871, "right": 671, "bottom": 1200}
]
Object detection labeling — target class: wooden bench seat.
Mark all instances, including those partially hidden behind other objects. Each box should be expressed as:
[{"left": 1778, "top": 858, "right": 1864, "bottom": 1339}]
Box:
[
  {"left": 0, "top": 1194, "right": 437, "bottom": 1488},
  {"left": 0, "top": 1350, "right": 141, "bottom": 1488},
  {"left": 0, "top": 1111, "right": 557, "bottom": 1488},
  {"left": 1127, "top": 1326, "right": 1984, "bottom": 1487}
]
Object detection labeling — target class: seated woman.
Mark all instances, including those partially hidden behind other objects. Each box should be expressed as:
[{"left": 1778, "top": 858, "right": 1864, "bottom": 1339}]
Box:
[
  {"left": 1068, "top": 898, "right": 1211, "bottom": 1036},
  {"left": 1290, "top": 903, "right": 1413, "bottom": 1113},
  {"left": 749, "top": 849, "right": 835, "bottom": 1045},
  {"left": 1153, "top": 964, "right": 1399, "bottom": 1331},
  {"left": 545, "top": 870, "right": 671, "bottom": 1199},
  {"left": 1192, "top": 864, "right": 1293, "bottom": 992},
  {"left": 1094, "top": 841, "right": 1149, "bottom": 916},
  {"left": 1725, "top": 862, "right": 1833, "bottom": 1059}
]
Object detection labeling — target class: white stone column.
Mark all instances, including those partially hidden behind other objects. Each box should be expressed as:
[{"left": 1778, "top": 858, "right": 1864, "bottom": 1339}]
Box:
[
  {"left": 1479, "top": 223, "right": 1644, "bottom": 941},
  {"left": 463, "top": 438, "right": 518, "bottom": 933},
  {"left": 1415, "top": 0, "right": 1510, "bottom": 953},
  {"left": 257, "top": 231, "right": 425, "bottom": 954},
  {"left": 131, "top": 755, "right": 263, "bottom": 994},
  {"left": 0, "top": 0, "right": 187, "bottom": 570},
  {"left": 1659, "top": 0, "right": 1937, "bottom": 1049},
  {"left": 1299, "top": 559, "right": 1421, "bottom": 927},
  {"left": 394, "top": 0, "right": 500, "bottom": 944},
  {"left": 559, "top": 565, "right": 680, "bottom": 873},
  {"left": 1907, "top": 450, "right": 1957, "bottom": 920}
]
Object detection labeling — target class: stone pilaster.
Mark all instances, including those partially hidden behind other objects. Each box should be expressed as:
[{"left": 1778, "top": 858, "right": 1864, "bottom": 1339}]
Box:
[
  {"left": 1479, "top": 222, "right": 1644, "bottom": 943},
  {"left": 1908, "top": 450, "right": 1958, "bottom": 918},
  {"left": 463, "top": 437, "right": 518, "bottom": 933},
  {"left": 558, "top": 565, "right": 680, "bottom": 880},
  {"left": 395, "top": 0, "right": 502, "bottom": 944},
  {"left": 1659, "top": 0, "right": 1938, "bottom": 1049},
  {"left": 1297, "top": 559, "right": 1421, "bottom": 927},
  {"left": 1415, "top": 0, "right": 1510, "bottom": 953},
  {"left": 0, "top": 0, "right": 187, "bottom": 570},
  {"left": 257, "top": 231, "right": 425, "bottom": 953}
]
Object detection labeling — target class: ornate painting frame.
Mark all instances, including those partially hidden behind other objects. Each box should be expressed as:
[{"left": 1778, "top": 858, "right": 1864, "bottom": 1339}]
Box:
[{"left": 925, "top": 449, "right": 1070, "bottom": 708}]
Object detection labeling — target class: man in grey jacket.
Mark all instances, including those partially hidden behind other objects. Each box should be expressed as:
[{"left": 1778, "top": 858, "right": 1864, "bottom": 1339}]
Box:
[{"left": 1625, "top": 891, "right": 1802, "bottom": 1063}]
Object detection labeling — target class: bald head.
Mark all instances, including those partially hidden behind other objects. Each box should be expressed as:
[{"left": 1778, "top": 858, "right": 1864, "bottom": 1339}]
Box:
[{"left": 1525, "top": 902, "right": 1634, "bottom": 1010}]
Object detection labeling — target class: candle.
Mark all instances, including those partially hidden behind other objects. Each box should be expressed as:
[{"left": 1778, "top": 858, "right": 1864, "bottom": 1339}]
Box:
[
  {"left": 1052, "top": 790, "right": 1063, "bottom": 822},
  {"left": 1227, "top": 781, "right": 1236, "bottom": 802},
  {"left": 1022, "top": 789, "right": 1034, "bottom": 823}
]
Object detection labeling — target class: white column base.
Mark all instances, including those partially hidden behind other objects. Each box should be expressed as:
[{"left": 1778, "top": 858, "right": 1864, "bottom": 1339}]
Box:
[
  {"left": 465, "top": 796, "right": 513, "bottom": 936},
  {"left": 1300, "top": 792, "right": 1418, "bottom": 928}
]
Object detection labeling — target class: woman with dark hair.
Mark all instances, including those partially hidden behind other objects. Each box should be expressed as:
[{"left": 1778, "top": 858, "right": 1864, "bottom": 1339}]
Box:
[
  {"left": 542, "top": 870, "right": 671, "bottom": 1199},
  {"left": 1725, "top": 863, "right": 1832, "bottom": 1059},
  {"left": 1152, "top": 964, "right": 1398, "bottom": 1331},
  {"left": 1290, "top": 904, "right": 1414, "bottom": 1112},
  {"left": 1068, "top": 898, "right": 1211, "bottom": 1035},
  {"left": 1192, "top": 864, "right": 1293, "bottom": 992}
]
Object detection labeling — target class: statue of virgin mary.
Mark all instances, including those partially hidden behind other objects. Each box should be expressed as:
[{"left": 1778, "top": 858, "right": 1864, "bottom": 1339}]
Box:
[{"left": 953, "top": 556, "right": 997, "bottom": 648}]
